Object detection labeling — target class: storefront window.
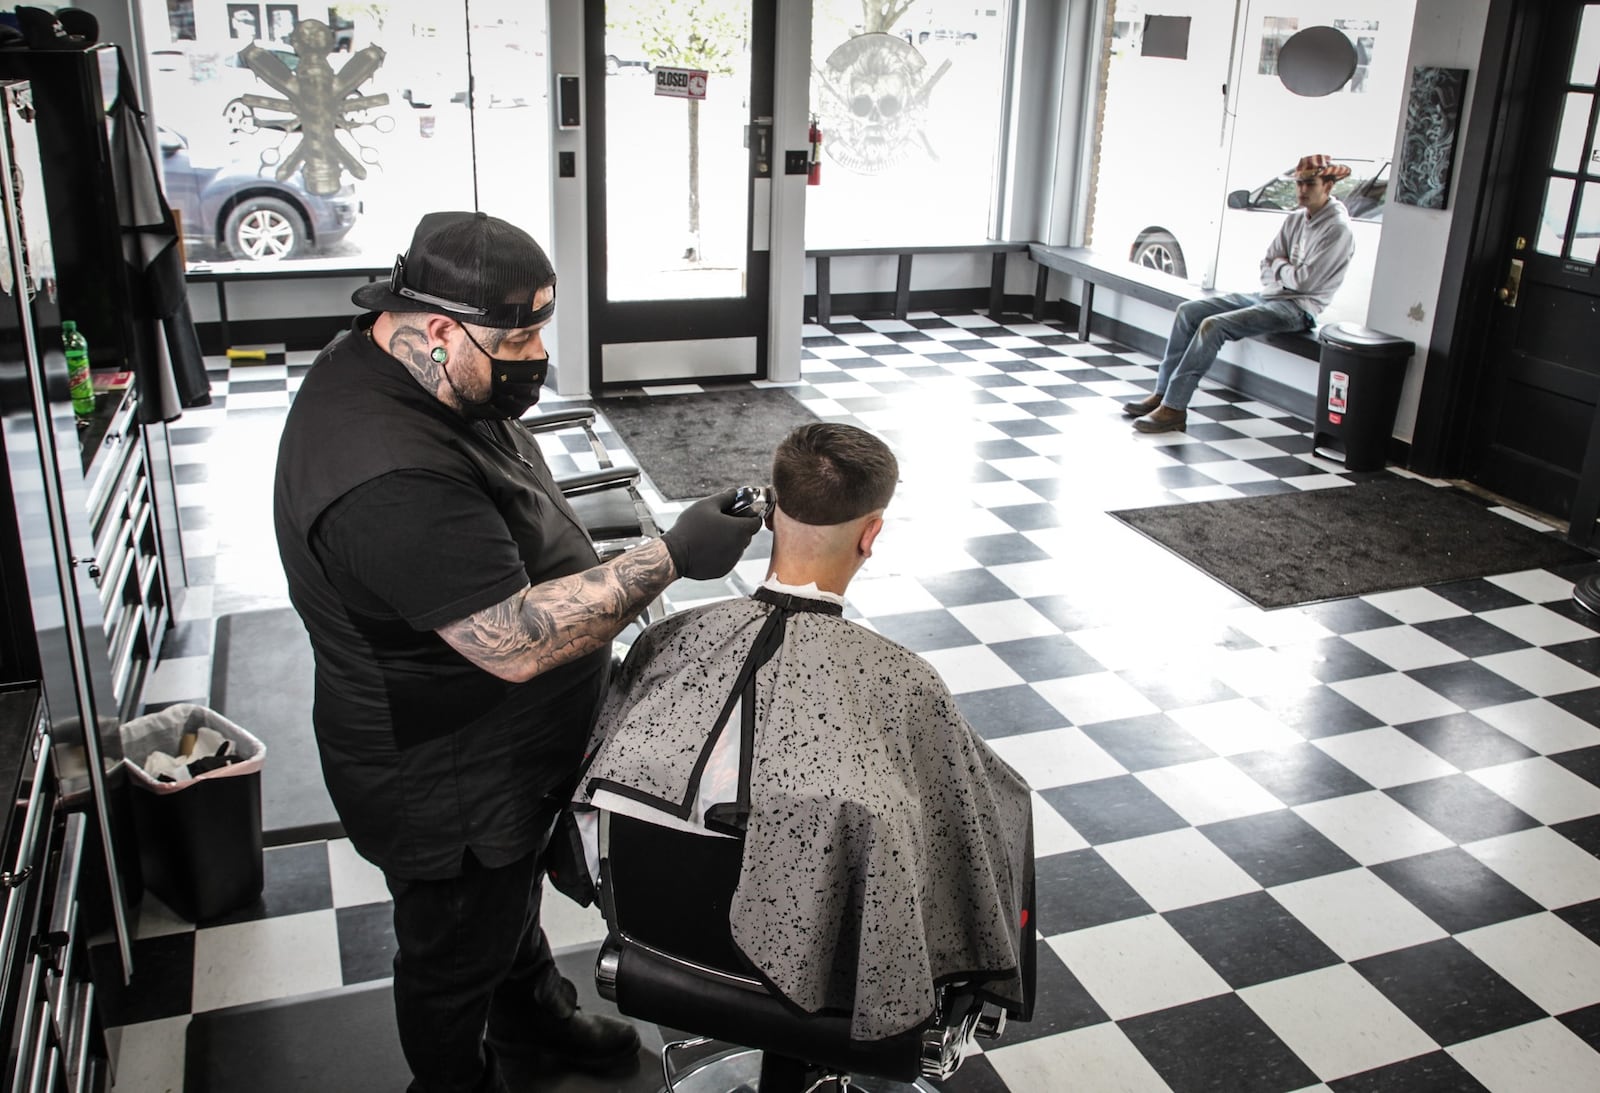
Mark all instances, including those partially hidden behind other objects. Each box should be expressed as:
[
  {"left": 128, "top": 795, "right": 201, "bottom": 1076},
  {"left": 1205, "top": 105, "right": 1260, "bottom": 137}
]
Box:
[
  {"left": 806, "top": 1, "right": 1010, "bottom": 247},
  {"left": 1088, "top": 0, "right": 1416, "bottom": 325},
  {"left": 140, "top": 0, "right": 551, "bottom": 271}
]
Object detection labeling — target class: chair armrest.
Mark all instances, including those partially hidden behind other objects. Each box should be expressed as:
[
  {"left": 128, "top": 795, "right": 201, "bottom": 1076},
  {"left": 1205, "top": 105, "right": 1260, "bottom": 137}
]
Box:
[
  {"left": 520, "top": 407, "right": 599, "bottom": 433},
  {"left": 558, "top": 467, "right": 642, "bottom": 498}
]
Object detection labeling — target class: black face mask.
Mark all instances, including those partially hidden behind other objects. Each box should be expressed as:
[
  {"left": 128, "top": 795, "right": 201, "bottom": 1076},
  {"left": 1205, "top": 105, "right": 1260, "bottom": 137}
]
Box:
[{"left": 452, "top": 325, "right": 549, "bottom": 421}]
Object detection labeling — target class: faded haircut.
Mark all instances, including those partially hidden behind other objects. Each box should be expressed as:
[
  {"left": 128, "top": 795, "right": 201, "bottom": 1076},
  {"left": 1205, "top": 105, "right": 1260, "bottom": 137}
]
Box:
[{"left": 771, "top": 423, "right": 898, "bottom": 526}]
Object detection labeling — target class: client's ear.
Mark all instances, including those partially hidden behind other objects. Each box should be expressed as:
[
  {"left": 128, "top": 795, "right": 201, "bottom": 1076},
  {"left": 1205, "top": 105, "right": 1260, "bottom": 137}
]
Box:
[{"left": 858, "top": 515, "right": 884, "bottom": 559}]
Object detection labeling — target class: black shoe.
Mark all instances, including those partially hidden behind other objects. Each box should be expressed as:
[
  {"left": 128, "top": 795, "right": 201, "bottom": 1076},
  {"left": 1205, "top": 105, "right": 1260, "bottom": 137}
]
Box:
[{"left": 488, "top": 1009, "right": 641, "bottom": 1074}]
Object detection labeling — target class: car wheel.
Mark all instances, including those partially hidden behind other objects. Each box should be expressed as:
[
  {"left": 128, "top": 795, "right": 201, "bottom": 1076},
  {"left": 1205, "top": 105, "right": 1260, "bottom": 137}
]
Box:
[
  {"left": 222, "top": 98, "right": 258, "bottom": 134},
  {"left": 223, "top": 197, "right": 305, "bottom": 261},
  {"left": 1132, "top": 230, "right": 1186, "bottom": 278}
]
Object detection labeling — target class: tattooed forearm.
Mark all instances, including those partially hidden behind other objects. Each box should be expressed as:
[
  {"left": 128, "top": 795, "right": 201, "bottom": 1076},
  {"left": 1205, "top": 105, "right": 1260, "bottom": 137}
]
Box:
[{"left": 437, "top": 538, "right": 676, "bottom": 681}]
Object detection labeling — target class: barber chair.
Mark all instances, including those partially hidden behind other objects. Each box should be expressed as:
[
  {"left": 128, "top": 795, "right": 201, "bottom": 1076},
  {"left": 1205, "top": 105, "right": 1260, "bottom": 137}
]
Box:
[
  {"left": 521, "top": 407, "right": 666, "bottom": 628},
  {"left": 593, "top": 812, "right": 1018, "bottom": 1093}
]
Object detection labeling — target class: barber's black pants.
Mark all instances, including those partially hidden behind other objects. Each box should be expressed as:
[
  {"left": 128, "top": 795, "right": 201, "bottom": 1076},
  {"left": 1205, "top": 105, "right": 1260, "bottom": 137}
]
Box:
[{"left": 387, "top": 843, "right": 570, "bottom": 1093}]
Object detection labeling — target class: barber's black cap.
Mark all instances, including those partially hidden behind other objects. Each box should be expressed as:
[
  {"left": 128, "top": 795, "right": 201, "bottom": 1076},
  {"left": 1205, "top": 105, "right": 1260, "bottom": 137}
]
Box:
[{"left": 352, "top": 211, "right": 556, "bottom": 329}]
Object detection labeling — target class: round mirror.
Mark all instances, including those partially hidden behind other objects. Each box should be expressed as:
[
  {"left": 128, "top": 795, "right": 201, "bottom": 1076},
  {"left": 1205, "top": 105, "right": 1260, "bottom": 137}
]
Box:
[{"left": 1277, "top": 26, "right": 1358, "bottom": 97}]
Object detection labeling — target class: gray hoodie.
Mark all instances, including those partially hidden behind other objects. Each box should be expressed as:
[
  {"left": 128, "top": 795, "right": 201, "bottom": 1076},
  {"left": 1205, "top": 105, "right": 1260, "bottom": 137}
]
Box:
[{"left": 1259, "top": 197, "right": 1356, "bottom": 315}]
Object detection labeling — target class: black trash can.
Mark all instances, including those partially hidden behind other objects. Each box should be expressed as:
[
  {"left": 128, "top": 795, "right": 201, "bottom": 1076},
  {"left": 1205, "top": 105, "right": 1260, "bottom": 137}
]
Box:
[
  {"left": 120, "top": 704, "right": 267, "bottom": 922},
  {"left": 1313, "top": 323, "right": 1415, "bottom": 472}
]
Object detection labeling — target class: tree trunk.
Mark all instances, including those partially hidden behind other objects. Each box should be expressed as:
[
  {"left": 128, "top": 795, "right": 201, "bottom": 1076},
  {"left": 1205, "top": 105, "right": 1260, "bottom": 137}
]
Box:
[{"left": 686, "top": 98, "right": 701, "bottom": 261}]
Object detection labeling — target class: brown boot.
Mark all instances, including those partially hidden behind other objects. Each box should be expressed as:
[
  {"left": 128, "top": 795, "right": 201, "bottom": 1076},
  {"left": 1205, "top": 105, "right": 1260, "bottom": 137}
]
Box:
[
  {"left": 1133, "top": 405, "right": 1188, "bottom": 433},
  {"left": 1122, "top": 393, "right": 1162, "bottom": 418}
]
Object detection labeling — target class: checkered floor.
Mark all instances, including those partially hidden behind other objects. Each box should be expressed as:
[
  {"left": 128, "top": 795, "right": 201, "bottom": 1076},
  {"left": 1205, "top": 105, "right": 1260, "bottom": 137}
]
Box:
[{"left": 98, "top": 310, "right": 1600, "bottom": 1092}]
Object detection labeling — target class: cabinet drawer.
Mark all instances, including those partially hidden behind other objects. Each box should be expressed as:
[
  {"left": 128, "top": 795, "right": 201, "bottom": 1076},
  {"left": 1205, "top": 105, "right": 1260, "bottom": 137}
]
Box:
[{"left": 0, "top": 737, "right": 50, "bottom": 980}]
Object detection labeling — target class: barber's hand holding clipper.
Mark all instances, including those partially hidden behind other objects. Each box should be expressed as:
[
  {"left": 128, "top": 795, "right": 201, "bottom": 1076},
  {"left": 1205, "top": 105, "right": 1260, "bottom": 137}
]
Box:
[{"left": 660, "top": 487, "right": 764, "bottom": 580}]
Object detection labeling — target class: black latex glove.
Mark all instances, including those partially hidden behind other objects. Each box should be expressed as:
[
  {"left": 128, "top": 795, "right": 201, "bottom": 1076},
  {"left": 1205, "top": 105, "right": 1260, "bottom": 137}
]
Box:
[{"left": 661, "top": 488, "right": 761, "bottom": 581}]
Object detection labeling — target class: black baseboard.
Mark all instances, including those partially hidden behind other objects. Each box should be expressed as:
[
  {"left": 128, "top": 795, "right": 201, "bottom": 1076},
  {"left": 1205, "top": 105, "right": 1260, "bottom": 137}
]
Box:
[
  {"left": 197, "top": 316, "right": 354, "bottom": 356},
  {"left": 803, "top": 288, "right": 1048, "bottom": 322}
]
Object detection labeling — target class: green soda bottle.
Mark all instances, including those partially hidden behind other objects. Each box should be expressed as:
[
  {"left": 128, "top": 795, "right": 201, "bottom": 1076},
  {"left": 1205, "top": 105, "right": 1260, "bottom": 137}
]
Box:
[{"left": 63, "top": 320, "right": 94, "bottom": 417}]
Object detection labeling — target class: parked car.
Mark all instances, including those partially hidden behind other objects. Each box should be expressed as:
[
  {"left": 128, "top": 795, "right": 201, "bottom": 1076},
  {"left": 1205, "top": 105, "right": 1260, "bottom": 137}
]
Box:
[{"left": 156, "top": 125, "right": 361, "bottom": 261}]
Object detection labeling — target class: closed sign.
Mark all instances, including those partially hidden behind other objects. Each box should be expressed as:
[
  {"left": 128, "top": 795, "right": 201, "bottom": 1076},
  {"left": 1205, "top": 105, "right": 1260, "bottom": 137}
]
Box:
[{"left": 655, "top": 67, "right": 708, "bottom": 99}]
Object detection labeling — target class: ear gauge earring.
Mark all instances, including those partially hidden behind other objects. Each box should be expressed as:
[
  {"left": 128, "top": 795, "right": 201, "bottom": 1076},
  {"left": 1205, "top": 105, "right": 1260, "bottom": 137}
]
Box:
[{"left": 430, "top": 346, "right": 448, "bottom": 364}]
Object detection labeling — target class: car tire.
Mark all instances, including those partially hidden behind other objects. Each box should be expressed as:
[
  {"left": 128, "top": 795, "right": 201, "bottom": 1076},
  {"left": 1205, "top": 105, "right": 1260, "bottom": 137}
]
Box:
[
  {"left": 1132, "top": 230, "right": 1186, "bottom": 278},
  {"left": 223, "top": 197, "right": 306, "bottom": 261},
  {"left": 222, "top": 98, "right": 258, "bottom": 134}
]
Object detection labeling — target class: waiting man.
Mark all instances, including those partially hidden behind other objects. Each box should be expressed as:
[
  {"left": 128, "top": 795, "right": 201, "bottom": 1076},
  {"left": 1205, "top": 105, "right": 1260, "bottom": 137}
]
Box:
[
  {"left": 273, "top": 210, "right": 761, "bottom": 1093},
  {"left": 1126, "top": 153, "right": 1357, "bottom": 433},
  {"left": 576, "top": 423, "right": 1033, "bottom": 1044}
]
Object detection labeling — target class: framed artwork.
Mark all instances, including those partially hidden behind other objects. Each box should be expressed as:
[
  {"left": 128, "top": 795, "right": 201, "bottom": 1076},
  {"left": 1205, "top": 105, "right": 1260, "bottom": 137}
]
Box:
[
  {"left": 227, "top": 3, "right": 261, "bottom": 40},
  {"left": 1397, "top": 66, "right": 1468, "bottom": 210},
  {"left": 266, "top": 4, "right": 299, "bottom": 43}
]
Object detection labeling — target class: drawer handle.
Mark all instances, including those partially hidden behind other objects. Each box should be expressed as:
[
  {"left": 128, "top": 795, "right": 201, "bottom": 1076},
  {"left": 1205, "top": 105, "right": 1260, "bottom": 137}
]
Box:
[{"left": 1, "top": 866, "right": 32, "bottom": 888}]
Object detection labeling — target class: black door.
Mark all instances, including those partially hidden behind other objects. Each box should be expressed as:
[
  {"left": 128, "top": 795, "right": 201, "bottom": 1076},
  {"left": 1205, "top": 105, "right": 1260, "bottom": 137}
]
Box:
[
  {"left": 584, "top": 0, "right": 775, "bottom": 391},
  {"left": 1467, "top": 0, "right": 1600, "bottom": 535}
]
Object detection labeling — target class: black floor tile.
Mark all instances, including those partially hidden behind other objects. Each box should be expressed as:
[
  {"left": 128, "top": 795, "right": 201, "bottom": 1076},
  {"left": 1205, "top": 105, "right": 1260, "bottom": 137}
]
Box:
[
  {"left": 1553, "top": 744, "right": 1600, "bottom": 788},
  {"left": 1548, "top": 637, "right": 1600, "bottom": 675},
  {"left": 990, "top": 635, "right": 1106, "bottom": 682},
  {"left": 1328, "top": 1051, "right": 1490, "bottom": 1092},
  {"left": 987, "top": 942, "right": 1109, "bottom": 1047},
  {"left": 1384, "top": 775, "right": 1542, "bottom": 844},
  {"left": 159, "top": 617, "right": 215, "bottom": 660},
  {"left": 916, "top": 568, "right": 1023, "bottom": 608},
  {"left": 1415, "top": 616, "right": 1534, "bottom": 658},
  {"left": 961, "top": 533, "right": 1053, "bottom": 567},
  {"left": 1396, "top": 713, "right": 1538, "bottom": 770},
  {"left": 1119, "top": 993, "right": 1319, "bottom": 1093},
  {"left": 1079, "top": 714, "right": 1217, "bottom": 772},
  {"left": 932, "top": 1053, "right": 1013, "bottom": 1093},
  {"left": 1431, "top": 579, "right": 1534, "bottom": 613},
  {"left": 204, "top": 841, "right": 335, "bottom": 927},
  {"left": 1232, "top": 479, "right": 1300, "bottom": 497},
  {"left": 1228, "top": 743, "right": 1376, "bottom": 806},
  {"left": 1301, "top": 598, "right": 1407, "bottom": 634},
  {"left": 1556, "top": 814, "right": 1600, "bottom": 857},
  {"left": 1115, "top": 664, "right": 1240, "bottom": 708},
  {"left": 1164, "top": 891, "right": 1341, "bottom": 989},
  {"left": 1253, "top": 687, "right": 1384, "bottom": 739},
  {"left": 1026, "top": 594, "right": 1127, "bottom": 634},
  {"left": 1038, "top": 776, "right": 1189, "bottom": 844},
  {"left": 865, "top": 610, "right": 979, "bottom": 653},
  {"left": 989, "top": 503, "right": 1065, "bottom": 533},
  {"left": 1353, "top": 938, "right": 1546, "bottom": 1046},
  {"left": 1199, "top": 809, "right": 1359, "bottom": 887},
  {"left": 1561, "top": 1002, "right": 1600, "bottom": 1053},
  {"left": 1370, "top": 848, "right": 1544, "bottom": 935},
  {"left": 1558, "top": 898, "right": 1600, "bottom": 944},
  {"left": 1272, "top": 637, "right": 1392, "bottom": 683},
  {"left": 954, "top": 685, "right": 1070, "bottom": 740},
  {"left": 1551, "top": 687, "right": 1600, "bottom": 726},
  {"left": 1405, "top": 661, "right": 1534, "bottom": 709},
  {"left": 91, "top": 931, "right": 195, "bottom": 1026},
  {"left": 337, "top": 902, "right": 399, "bottom": 986},
  {"left": 1031, "top": 848, "right": 1154, "bottom": 934}
]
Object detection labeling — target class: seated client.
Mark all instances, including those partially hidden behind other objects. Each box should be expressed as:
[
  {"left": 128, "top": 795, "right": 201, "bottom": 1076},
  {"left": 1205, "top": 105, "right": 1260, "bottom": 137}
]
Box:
[{"left": 576, "top": 422, "right": 1033, "bottom": 1044}]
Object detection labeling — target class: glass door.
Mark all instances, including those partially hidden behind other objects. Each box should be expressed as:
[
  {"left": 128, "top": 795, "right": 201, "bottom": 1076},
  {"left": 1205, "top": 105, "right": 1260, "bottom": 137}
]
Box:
[{"left": 585, "top": 0, "right": 774, "bottom": 389}]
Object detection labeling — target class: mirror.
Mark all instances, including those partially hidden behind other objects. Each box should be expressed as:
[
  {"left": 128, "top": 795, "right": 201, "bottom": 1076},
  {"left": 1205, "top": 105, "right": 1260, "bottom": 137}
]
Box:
[
  {"left": 1277, "top": 26, "right": 1358, "bottom": 97},
  {"left": 1227, "top": 189, "right": 1251, "bottom": 209}
]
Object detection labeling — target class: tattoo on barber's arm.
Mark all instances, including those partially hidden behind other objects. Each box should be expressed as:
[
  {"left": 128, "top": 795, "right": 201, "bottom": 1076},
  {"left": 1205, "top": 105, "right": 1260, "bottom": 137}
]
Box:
[
  {"left": 389, "top": 324, "right": 443, "bottom": 391},
  {"left": 437, "top": 539, "right": 676, "bottom": 682}
]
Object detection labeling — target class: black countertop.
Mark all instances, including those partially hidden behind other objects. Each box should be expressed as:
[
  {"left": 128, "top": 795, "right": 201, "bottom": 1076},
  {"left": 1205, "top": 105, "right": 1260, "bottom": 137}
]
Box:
[{"left": 0, "top": 684, "right": 42, "bottom": 849}]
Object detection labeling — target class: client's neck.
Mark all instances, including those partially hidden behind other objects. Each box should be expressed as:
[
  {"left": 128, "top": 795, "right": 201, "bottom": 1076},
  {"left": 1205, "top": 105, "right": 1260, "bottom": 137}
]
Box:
[{"left": 765, "top": 512, "right": 868, "bottom": 597}]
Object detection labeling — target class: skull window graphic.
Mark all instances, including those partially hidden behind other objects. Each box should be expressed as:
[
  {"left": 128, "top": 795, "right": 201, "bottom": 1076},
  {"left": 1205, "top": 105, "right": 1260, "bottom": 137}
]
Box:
[{"left": 812, "top": 33, "right": 950, "bottom": 175}]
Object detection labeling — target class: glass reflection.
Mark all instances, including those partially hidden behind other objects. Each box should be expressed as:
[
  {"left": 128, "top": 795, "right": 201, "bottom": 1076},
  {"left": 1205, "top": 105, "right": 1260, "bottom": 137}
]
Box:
[
  {"left": 1573, "top": 4, "right": 1600, "bottom": 87},
  {"left": 1572, "top": 182, "right": 1600, "bottom": 264},
  {"left": 1554, "top": 92, "right": 1591, "bottom": 173},
  {"left": 1537, "top": 176, "right": 1576, "bottom": 256}
]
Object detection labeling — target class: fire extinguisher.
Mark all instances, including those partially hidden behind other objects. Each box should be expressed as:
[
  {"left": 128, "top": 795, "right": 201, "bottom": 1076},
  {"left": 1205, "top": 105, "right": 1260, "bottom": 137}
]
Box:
[{"left": 808, "top": 114, "right": 823, "bottom": 186}]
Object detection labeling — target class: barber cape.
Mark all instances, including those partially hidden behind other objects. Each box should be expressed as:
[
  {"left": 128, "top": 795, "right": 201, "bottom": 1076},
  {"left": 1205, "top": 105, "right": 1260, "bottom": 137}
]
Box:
[{"left": 578, "top": 587, "right": 1034, "bottom": 1042}]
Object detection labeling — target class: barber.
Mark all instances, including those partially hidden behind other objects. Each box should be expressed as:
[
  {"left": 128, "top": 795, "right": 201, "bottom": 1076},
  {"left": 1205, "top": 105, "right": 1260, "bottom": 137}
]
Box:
[{"left": 273, "top": 210, "right": 760, "bottom": 1093}]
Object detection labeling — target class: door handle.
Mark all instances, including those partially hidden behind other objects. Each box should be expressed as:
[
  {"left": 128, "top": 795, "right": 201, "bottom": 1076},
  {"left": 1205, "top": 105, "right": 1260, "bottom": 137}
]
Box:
[{"left": 1498, "top": 257, "right": 1524, "bottom": 307}]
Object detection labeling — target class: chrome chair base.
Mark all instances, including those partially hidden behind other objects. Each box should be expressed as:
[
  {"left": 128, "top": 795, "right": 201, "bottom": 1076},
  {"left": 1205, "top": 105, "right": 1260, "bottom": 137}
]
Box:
[{"left": 657, "top": 1046, "right": 941, "bottom": 1093}]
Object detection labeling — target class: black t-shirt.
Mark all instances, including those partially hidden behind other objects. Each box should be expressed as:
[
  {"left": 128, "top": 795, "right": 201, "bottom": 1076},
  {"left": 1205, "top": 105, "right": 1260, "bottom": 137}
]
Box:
[{"left": 273, "top": 316, "right": 607, "bottom": 878}]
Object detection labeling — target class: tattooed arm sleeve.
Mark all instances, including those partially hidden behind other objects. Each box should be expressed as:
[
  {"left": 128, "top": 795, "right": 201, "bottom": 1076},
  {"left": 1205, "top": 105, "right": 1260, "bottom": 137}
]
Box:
[{"left": 435, "top": 538, "right": 676, "bottom": 682}]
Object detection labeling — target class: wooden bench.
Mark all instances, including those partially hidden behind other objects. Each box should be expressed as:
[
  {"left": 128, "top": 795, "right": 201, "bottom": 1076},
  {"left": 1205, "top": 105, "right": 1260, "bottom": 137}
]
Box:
[
  {"left": 1028, "top": 243, "right": 1321, "bottom": 360},
  {"left": 807, "top": 241, "right": 1031, "bottom": 325}
]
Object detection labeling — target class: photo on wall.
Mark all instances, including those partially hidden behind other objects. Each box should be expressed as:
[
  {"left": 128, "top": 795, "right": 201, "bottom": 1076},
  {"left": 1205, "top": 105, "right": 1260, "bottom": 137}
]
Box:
[
  {"left": 1397, "top": 65, "right": 1468, "bottom": 209},
  {"left": 266, "top": 4, "right": 299, "bottom": 42},
  {"left": 227, "top": 3, "right": 261, "bottom": 40}
]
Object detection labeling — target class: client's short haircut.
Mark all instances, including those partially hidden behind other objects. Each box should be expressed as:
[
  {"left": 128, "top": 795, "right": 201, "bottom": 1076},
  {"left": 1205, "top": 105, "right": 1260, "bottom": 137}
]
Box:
[{"left": 772, "top": 423, "right": 898, "bottom": 526}]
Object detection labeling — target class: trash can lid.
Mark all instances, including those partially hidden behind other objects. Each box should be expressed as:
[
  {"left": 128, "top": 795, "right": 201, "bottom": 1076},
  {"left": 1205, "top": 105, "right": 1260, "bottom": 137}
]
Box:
[{"left": 1318, "top": 322, "right": 1415, "bottom": 356}]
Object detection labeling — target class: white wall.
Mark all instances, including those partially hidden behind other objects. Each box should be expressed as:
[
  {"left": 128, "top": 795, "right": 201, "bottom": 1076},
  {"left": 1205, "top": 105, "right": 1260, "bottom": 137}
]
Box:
[{"left": 1368, "top": 0, "right": 1492, "bottom": 441}]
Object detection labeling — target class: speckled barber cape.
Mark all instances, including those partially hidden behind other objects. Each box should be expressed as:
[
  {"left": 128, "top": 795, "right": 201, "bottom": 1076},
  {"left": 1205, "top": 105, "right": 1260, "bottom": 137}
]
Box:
[{"left": 579, "top": 590, "right": 1033, "bottom": 1042}]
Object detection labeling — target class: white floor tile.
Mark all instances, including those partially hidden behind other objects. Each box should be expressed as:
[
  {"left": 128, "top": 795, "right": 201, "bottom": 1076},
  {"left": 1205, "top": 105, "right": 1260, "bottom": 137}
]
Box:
[
  {"left": 842, "top": 574, "right": 944, "bottom": 617},
  {"left": 1047, "top": 914, "right": 1230, "bottom": 1020},
  {"left": 1238, "top": 964, "right": 1437, "bottom": 1082},
  {"left": 1207, "top": 647, "right": 1324, "bottom": 698},
  {"left": 1477, "top": 604, "right": 1598, "bottom": 646},
  {"left": 540, "top": 881, "right": 611, "bottom": 951},
  {"left": 1463, "top": 826, "right": 1600, "bottom": 908},
  {"left": 110, "top": 1014, "right": 190, "bottom": 1093},
  {"left": 1312, "top": 727, "right": 1460, "bottom": 788},
  {"left": 1458, "top": 912, "right": 1600, "bottom": 1015},
  {"left": 985, "top": 1023, "right": 1172, "bottom": 1093},
  {"left": 919, "top": 645, "right": 1025, "bottom": 694},
  {"left": 191, "top": 910, "right": 344, "bottom": 1012},
  {"left": 1329, "top": 673, "right": 1465, "bottom": 726},
  {"left": 1135, "top": 757, "right": 1285, "bottom": 825},
  {"left": 949, "top": 600, "right": 1061, "bottom": 644},
  {"left": 1167, "top": 698, "right": 1302, "bottom": 756},
  {"left": 140, "top": 655, "right": 214, "bottom": 705},
  {"left": 1486, "top": 569, "right": 1576, "bottom": 604},
  {"left": 1293, "top": 791, "right": 1454, "bottom": 866},
  {"left": 1342, "top": 626, "right": 1467, "bottom": 671},
  {"left": 1268, "top": 868, "right": 1448, "bottom": 961},
  {"left": 1361, "top": 588, "right": 1470, "bottom": 624},
  {"left": 986, "top": 727, "right": 1127, "bottom": 790},
  {"left": 1475, "top": 648, "right": 1600, "bottom": 697},
  {"left": 1031, "top": 791, "right": 1091, "bottom": 856},
  {"left": 1449, "top": 1019, "right": 1600, "bottom": 1093},
  {"left": 1475, "top": 699, "right": 1600, "bottom": 755},
  {"left": 327, "top": 838, "right": 391, "bottom": 909},
  {"left": 1032, "top": 671, "right": 1161, "bottom": 726},
  {"left": 1469, "top": 757, "right": 1600, "bottom": 824},
  {"left": 1095, "top": 828, "right": 1260, "bottom": 912}
]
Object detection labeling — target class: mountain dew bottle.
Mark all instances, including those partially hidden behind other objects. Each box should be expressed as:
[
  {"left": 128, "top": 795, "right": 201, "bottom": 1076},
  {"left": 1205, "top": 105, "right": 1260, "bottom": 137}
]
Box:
[{"left": 63, "top": 320, "right": 94, "bottom": 417}]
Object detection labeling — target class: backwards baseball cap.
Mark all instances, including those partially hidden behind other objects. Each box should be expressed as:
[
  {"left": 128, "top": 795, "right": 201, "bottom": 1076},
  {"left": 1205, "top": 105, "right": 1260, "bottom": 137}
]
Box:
[{"left": 351, "top": 211, "right": 556, "bottom": 329}]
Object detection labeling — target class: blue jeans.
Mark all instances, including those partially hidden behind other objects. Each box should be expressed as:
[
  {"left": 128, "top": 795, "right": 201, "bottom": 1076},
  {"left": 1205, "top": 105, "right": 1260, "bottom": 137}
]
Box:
[{"left": 1153, "top": 293, "right": 1312, "bottom": 410}]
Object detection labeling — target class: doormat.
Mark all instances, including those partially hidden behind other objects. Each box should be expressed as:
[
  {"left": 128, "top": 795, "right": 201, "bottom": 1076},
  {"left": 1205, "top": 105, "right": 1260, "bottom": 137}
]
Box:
[
  {"left": 212, "top": 608, "right": 343, "bottom": 845},
  {"left": 1110, "top": 476, "right": 1593, "bottom": 609},
  {"left": 596, "top": 387, "right": 820, "bottom": 500}
]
